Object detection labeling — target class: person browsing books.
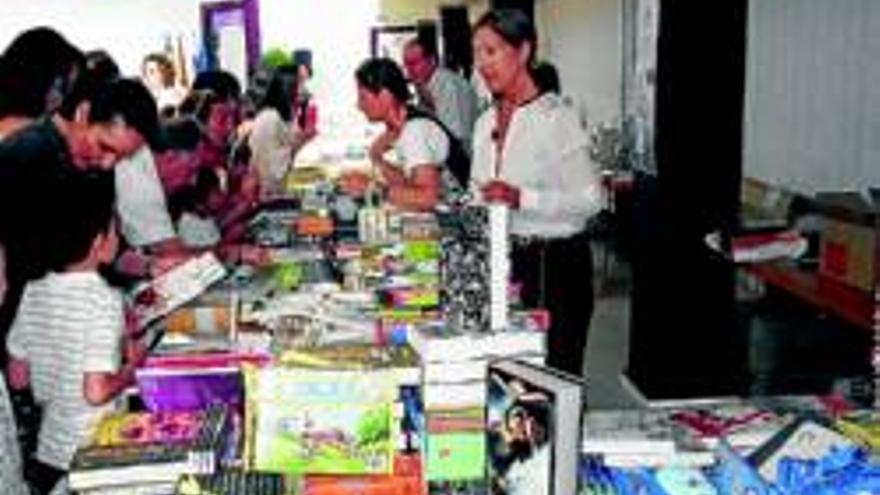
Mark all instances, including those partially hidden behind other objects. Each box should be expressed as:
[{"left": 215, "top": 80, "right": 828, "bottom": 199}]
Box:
[
  {"left": 355, "top": 57, "right": 469, "bottom": 211},
  {"left": 470, "top": 9, "right": 602, "bottom": 376},
  {"left": 5, "top": 174, "right": 148, "bottom": 494},
  {"left": 248, "top": 65, "right": 317, "bottom": 200}
]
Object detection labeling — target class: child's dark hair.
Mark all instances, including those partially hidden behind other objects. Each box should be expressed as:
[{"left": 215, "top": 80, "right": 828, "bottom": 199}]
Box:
[
  {"left": 44, "top": 172, "right": 117, "bottom": 272},
  {"left": 355, "top": 58, "right": 410, "bottom": 103}
]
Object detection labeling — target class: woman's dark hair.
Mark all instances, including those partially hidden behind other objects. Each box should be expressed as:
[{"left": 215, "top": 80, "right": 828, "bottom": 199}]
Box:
[
  {"left": 0, "top": 26, "right": 84, "bottom": 118},
  {"left": 85, "top": 50, "right": 120, "bottom": 83},
  {"left": 533, "top": 60, "right": 560, "bottom": 95},
  {"left": 192, "top": 70, "right": 241, "bottom": 102},
  {"left": 354, "top": 58, "right": 410, "bottom": 104},
  {"left": 473, "top": 8, "right": 538, "bottom": 68},
  {"left": 258, "top": 64, "right": 298, "bottom": 122}
]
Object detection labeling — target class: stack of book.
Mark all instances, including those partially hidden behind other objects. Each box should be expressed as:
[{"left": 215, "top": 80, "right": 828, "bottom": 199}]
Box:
[
  {"left": 581, "top": 409, "right": 715, "bottom": 468},
  {"left": 407, "top": 324, "right": 545, "bottom": 489},
  {"left": 69, "top": 406, "right": 229, "bottom": 494},
  {"left": 301, "top": 452, "right": 423, "bottom": 495},
  {"left": 439, "top": 204, "right": 509, "bottom": 333}
]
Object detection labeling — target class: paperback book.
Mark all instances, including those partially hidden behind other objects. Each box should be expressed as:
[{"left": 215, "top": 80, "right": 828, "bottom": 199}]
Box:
[
  {"left": 245, "top": 367, "right": 398, "bottom": 475},
  {"left": 128, "top": 252, "right": 228, "bottom": 331},
  {"left": 69, "top": 406, "right": 228, "bottom": 491}
]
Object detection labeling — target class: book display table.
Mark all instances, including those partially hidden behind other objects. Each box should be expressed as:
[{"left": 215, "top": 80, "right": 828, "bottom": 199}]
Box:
[{"left": 65, "top": 171, "right": 880, "bottom": 495}]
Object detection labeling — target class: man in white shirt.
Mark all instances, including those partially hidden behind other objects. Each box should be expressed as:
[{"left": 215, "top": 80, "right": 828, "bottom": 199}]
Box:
[
  {"left": 115, "top": 146, "right": 177, "bottom": 248},
  {"left": 403, "top": 38, "right": 479, "bottom": 155}
]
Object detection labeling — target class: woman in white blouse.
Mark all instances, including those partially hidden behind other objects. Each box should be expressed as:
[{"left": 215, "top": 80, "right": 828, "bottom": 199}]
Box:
[
  {"left": 471, "top": 9, "right": 603, "bottom": 376},
  {"left": 248, "top": 65, "right": 317, "bottom": 199},
  {"left": 355, "top": 58, "right": 468, "bottom": 211}
]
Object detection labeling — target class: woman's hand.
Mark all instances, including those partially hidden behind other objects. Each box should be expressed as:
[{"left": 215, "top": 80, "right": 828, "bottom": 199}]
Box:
[{"left": 480, "top": 179, "right": 521, "bottom": 209}]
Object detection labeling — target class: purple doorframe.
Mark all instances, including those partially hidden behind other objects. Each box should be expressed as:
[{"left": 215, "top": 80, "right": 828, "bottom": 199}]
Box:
[{"left": 201, "top": 0, "right": 261, "bottom": 75}]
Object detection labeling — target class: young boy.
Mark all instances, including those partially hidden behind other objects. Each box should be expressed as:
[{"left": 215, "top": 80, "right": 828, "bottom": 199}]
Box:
[{"left": 5, "top": 173, "right": 147, "bottom": 494}]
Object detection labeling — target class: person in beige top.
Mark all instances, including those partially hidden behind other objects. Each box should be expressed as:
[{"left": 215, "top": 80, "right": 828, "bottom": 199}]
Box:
[{"left": 247, "top": 65, "right": 317, "bottom": 200}]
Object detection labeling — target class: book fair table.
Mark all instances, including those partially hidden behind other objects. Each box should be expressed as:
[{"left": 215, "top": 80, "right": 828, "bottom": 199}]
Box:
[{"left": 66, "top": 170, "right": 880, "bottom": 495}]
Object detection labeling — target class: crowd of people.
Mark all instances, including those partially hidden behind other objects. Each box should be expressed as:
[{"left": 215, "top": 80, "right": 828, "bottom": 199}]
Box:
[{"left": 0, "top": 8, "right": 600, "bottom": 494}]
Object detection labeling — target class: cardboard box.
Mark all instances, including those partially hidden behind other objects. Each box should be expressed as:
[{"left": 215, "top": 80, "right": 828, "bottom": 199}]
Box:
[
  {"left": 740, "top": 177, "right": 797, "bottom": 229},
  {"left": 816, "top": 191, "right": 878, "bottom": 292}
]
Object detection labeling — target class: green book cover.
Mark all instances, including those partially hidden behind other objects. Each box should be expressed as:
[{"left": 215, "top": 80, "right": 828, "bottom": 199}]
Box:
[{"left": 425, "top": 432, "right": 485, "bottom": 481}]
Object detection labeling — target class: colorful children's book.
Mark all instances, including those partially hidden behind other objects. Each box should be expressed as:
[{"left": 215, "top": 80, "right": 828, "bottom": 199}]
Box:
[
  {"left": 486, "top": 359, "right": 584, "bottom": 495},
  {"left": 128, "top": 252, "right": 228, "bottom": 331},
  {"left": 750, "top": 419, "right": 856, "bottom": 483},
  {"left": 69, "top": 406, "right": 228, "bottom": 491},
  {"left": 274, "top": 343, "right": 420, "bottom": 386},
  {"left": 245, "top": 367, "right": 398, "bottom": 475}
]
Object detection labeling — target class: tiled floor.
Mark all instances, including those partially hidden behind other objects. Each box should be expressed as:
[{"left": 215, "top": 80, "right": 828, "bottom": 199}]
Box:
[
  {"left": 583, "top": 240, "right": 875, "bottom": 409},
  {"left": 583, "top": 242, "right": 638, "bottom": 409}
]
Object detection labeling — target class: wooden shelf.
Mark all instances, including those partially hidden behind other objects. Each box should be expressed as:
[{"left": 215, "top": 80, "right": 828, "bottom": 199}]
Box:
[{"left": 743, "top": 261, "right": 873, "bottom": 331}]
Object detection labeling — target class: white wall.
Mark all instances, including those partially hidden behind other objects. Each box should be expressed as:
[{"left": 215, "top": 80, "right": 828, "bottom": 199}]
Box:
[
  {"left": 537, "top": 0, "right": 622, "bottom": 128},
  {"left": 744, "top": 0, "right": 880, "bottom": 194},
  {"left": 1, "top": 0, "right": 202, "bottom": 77},
  {"left": 1, "top": 0, "right": 381, "bottom": 151},
  {"left": 259, "top": 0, "right": 380, "bottom": 148}
]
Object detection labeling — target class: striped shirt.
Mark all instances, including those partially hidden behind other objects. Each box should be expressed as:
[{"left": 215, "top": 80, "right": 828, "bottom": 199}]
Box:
[
  {"left": 6, "top": 271, "right": 123, "bottom": 469},
  {"left": 0, "top": 375, "right": 27, "bottom": 495}
]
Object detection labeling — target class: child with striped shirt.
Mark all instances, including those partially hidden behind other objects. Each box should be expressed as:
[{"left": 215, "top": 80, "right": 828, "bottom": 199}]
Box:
[{"left": 5, "top": 173, "right": 148, "bottom": 494}]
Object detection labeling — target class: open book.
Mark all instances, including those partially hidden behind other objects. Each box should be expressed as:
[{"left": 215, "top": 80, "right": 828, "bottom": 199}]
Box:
[{"left": 127, "top": 252, "right": 228, "bottom": 332}]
